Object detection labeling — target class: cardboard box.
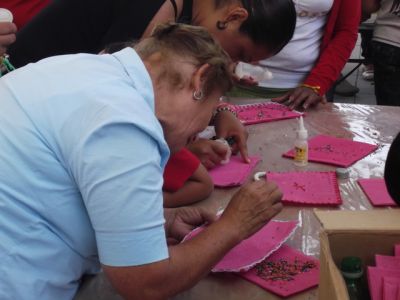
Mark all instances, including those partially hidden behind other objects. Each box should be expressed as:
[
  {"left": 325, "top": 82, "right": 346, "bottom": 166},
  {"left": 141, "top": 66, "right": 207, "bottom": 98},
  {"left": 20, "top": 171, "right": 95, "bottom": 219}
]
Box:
[{"left": 315, "top": 210, "right": 400, "bottom": 300}]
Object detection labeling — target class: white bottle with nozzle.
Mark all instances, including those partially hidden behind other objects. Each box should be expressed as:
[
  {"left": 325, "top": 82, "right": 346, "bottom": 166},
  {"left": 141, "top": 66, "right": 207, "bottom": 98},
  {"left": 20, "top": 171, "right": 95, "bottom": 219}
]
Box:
[
  {"left": 0, "top": 8, "right": 13, "bottom": 23},
  {"left": 293, "top": 116, "right": 308, "bottom": 167},
  {"left": 235, "top": 62, "right": 273, "bottom": 82}
]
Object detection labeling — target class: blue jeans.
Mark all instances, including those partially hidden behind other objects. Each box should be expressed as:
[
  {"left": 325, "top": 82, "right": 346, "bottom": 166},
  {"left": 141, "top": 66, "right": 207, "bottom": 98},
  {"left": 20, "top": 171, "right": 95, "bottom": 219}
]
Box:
[{"left": 372, "top": 41, "right": 400, "bottom": 106}]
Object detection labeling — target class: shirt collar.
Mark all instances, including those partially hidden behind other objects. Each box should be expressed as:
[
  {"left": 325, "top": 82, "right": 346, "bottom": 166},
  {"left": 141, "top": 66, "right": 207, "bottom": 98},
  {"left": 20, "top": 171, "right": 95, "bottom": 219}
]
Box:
[{"left": 112, "top": 47, "right": 155, "bottom": 110}]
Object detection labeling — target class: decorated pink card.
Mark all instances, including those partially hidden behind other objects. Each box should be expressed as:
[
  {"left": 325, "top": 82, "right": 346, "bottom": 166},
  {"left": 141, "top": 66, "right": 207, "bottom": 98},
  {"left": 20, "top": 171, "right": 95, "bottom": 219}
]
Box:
[
  {"left": 383, "top": 277, "right": 400, "bottom": 300},
  {"left": 283, "top": 135, "right": 378, "bottom": 167},
  {"left": 209, "top": 155, "right": 261, "bottom": 187},
  {"left": 376, "top": 255, "right": 400, "bottom": 269},
  {"left": 266, "top": 171, "right": 342, "bottom": 206},
  {"left": 395, "top": 245, "right": 400, "bottom": 256},
  {"left": 368, "top": 267, "right": 400, "bottom": 300},
  {"left": 232, "top": 102, "right": 303, "bottom": 125},
  {"left": 182, "top": 220, "right": 299, "bottom": 272},
  {"left": 358, "top": 178, "right": 398, "bottom": 207},
  {"left": 239, "top": 244, "right": 320, "bottom": 298}
]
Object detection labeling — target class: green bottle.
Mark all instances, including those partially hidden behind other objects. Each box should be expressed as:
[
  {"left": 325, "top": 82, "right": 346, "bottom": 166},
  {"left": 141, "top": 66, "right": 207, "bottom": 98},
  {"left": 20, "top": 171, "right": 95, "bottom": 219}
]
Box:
[{"left": 340, "top": 257, "right": 368, "bottom": 300}]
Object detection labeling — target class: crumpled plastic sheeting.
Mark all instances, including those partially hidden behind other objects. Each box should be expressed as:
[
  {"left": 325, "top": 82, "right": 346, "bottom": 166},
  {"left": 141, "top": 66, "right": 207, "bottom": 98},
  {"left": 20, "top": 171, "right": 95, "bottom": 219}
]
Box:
[{"left": 74, "top": 103, "right": 400, "bottom": 300}]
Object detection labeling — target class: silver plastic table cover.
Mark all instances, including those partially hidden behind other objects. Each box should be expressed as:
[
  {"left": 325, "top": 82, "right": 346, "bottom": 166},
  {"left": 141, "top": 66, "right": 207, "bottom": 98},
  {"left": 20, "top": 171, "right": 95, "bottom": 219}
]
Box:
[{"left": 75, "top": 102, "right": 400, "bottom": 300}]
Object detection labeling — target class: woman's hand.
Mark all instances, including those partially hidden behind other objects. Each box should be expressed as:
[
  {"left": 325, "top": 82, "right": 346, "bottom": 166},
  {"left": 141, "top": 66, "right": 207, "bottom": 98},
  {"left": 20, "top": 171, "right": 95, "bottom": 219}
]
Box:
[
  {"left": 213, "top": 110, "right": 250, "bottom": 163},
  {"left": 272, "top": 86, "right": 326, "bottom": 110},
  {"left": 0, "top": 22, "right": 17, "bottom": 55},
  {"left": 187, "top": 138, "right": 229, "bottom": 169},
  {"left": 164, "top": 206, "right": 217, "bottom": 245},
  {"left": 220, "top": 180, "right": 283, "bottom": 241}
]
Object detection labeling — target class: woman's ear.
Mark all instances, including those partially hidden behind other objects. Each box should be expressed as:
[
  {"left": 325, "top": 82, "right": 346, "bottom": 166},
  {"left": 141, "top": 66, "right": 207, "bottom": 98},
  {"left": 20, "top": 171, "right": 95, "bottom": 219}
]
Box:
[
  {"left": 192, "top": 63, "right": 210, "bottom": 97},
  {"left": 223, "top": 7, "right": 249, "bottom": 25}
]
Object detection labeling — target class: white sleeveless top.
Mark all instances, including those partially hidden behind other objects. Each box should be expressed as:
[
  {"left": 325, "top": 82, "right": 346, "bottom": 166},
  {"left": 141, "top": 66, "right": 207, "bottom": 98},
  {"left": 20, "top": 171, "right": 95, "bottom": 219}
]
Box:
[{"left": 258, "top": 0, "right": 333, "bottom": 89}]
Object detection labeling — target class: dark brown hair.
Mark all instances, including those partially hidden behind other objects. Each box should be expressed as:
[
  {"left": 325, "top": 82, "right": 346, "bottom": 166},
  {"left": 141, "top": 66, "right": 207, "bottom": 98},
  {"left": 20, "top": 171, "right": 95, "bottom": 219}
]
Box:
[{"left": 215, "top": 0, "right": 296, "bottom": 54}]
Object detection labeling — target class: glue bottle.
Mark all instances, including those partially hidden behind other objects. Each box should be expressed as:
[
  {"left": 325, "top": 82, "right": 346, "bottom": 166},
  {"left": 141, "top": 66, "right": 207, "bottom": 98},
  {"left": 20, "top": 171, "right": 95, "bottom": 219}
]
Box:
[
  {"left": 293, "top": 116, "right": 308, "bottom": 167},
  {"left": 0, "top": 8, "right": 13, "bottom": 23},
  {"left": 214, "top": 138, "right": 232, "bottom": 165},
  {"left": 234, "top": 62, "right": 273, "bottom": 82},
  {"left": 340, "top": 257, "right": 370, "bottom": 300}
]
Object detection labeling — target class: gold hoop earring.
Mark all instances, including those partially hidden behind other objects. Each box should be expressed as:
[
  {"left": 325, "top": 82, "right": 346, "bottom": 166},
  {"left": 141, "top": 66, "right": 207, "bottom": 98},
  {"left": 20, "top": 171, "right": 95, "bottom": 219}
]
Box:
[
  {"left": 216, "top": 21, "right": 227, "bottom": 30},
  {"left": 193, "top": 90, "right": 204, "bottom": 100}
]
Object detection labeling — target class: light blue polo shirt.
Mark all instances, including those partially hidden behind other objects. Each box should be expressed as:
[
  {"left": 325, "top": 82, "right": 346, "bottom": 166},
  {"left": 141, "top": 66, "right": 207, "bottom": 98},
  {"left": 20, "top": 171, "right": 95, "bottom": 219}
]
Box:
[{"left": 0, "top": 48, "right": 170, "bottom": 300}]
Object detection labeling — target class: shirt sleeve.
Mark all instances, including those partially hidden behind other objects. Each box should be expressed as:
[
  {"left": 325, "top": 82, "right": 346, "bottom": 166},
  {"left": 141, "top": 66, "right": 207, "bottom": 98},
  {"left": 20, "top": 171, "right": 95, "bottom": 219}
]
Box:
[
  {"left": 69, "top": 118, "right": 169, "bottom": 267},
  {"left": 163, "top": 148, "right": 201, "bottom": 192},
  {"left": 303, "top": 0, "right": 361, "bottom": 95}
]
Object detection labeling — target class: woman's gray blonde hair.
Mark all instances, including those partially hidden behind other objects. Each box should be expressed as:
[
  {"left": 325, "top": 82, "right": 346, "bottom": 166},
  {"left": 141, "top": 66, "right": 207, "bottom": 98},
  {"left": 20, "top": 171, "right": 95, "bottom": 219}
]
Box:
[{"left": 134, "top": 23, "right": 233, "bottom": 97}]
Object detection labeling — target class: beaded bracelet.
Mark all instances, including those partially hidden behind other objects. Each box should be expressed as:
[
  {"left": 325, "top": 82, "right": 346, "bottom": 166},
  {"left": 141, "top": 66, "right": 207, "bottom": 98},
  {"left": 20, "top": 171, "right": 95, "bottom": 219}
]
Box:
[{"left": 214, "top": 103, "right": 238, "bottom": 117}]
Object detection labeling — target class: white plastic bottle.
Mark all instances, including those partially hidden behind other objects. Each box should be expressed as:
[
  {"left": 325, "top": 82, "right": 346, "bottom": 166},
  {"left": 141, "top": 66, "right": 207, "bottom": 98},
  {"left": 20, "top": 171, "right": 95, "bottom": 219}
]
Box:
[
  {"left": 293, "top": 116, "right": 308, "bottom": 167},
  {"left": 0, "top": 8, "right": 13, "bottom": 23},
  {"left": 234, "top": 62, "right": 273, "bottom": 82}
]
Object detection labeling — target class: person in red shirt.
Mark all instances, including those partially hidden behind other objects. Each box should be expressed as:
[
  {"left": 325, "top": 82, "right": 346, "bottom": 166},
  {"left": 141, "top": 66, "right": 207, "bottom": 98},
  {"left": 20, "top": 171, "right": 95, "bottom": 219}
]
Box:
[
  {"left": 163, "top": 148, "right": 213, "bottom": 208},
  {"left": 1, "top": 0, "right": 49, "bottom": 59},
  {"left": 2, "top": 0, "right": 50, "bottom": 29}
]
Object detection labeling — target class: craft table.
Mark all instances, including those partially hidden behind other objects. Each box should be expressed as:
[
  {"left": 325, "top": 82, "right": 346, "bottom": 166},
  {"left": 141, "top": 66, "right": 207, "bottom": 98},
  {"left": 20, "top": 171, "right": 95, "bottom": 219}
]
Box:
[{"left": 74, "top": 102, "right": 400, "bottom": 300}]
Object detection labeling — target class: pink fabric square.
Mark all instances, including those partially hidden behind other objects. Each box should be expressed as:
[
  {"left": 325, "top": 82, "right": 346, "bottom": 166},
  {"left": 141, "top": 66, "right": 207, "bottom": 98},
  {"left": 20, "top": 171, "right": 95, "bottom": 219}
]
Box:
[
  {"left": 376, "top": 255, "right": 400, "bottom": 269},
  {"left": 266, "top": 171, "right": 342, "bottom": 206},
  {"left": 182, "top": 220, "right": 299, "bottom": 272},
  {"left": 395, "top": 245, "right": 400, "bottom": 256},
  {"left": 368, "top": 267, "right": 400, "bottom": 300},
  {"left": 383, "top": 277, "right": 400, "bottom": 300},
  {"left": 283, "top": 135, "right": 378, "bottom": 167},
  {"left": 358, "top": 178, "right": 397, "bottom": 207},
  {"left": 239, "top": 244, "right": 320, "bottom": 298},
  {"left": 209, "top": 155, "right": 261, "bottom": 187},
  {"left": 232, "top": 102, "right": 303, "bottom": 125}
]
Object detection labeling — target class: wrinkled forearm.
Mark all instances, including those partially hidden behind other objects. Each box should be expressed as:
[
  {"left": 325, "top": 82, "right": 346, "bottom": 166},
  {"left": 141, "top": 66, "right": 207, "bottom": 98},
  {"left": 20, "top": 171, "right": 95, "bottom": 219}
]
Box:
[{"left": 103, "top": 218, "right": 241, "bottom": 300}]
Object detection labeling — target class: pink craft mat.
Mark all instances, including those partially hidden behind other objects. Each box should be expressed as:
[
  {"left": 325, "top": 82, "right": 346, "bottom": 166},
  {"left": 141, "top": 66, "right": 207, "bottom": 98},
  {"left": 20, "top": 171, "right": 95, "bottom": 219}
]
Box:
[
  {"left": 383, "top": 277, "right": 400, "bottom": 300},
  {"left": 209, "top": 155, "right": 261, "bottom": 187},
  {"left": 232, "top": 102, "right": 303, "bottom": 125},
  {"left": 266, "top": 171, "right": 342, "bottom": 206},
  {"left": 376, "top": 255, "right": 400, "bottom": 269},
  {"left": 368, "top": 267, "right": 400, "bottom": 300},
  {"left": 239, "top": 244, "right": 320, "bottom": 298},
  {"left": 358, "top": 178, "right": 398, "bottom": 207},
  {"left": 182, "top": 220, "right": 299, "bottom": 272},
  {"left": 395, "top": 245, "right": 400, "bottom": 256},
  {"left": 283, "top": 135, "right": 378, "bottom": 167}
]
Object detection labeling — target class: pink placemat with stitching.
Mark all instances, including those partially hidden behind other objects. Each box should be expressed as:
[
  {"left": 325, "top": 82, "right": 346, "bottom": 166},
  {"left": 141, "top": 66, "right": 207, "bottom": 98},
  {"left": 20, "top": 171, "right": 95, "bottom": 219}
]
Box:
[
  {"left": 232, "top": 102, "right": 303, "bottom": 125},
  {"left": 266, "top": 171, "right": 342, "bottom": 206},
  {"left": 358, "top": 178, "right": 398, "bottom": 207},
  {"left": 182, "top": 220, "right": 299, "bottom": 272},
  {"left": 368, "top": 267, "right": 400, "bottom": 300},
  {"left": 383, "top": 277, "right": 400, "bottom": 300},
  {"left": 283, "top": 135, "right": 378, "bottom": 167},
  {"left": 209, "top": 155, "right": 261, "bottom": 187},
  {"left": 395, "top": 245, "right": 400, "bottom": 256},
  {"left": 376, "top": 255, "right": 400, "bottom": 269},
  {"left": 239, "top": 244, "right": 320, "bottom": 298}
]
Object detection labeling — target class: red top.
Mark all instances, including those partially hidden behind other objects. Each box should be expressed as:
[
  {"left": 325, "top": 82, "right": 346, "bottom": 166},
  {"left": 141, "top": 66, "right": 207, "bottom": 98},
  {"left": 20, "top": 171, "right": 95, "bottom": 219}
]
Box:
[
  {"left": 2, "top": 0, "right": 50, "bottom": 29},
  {"left": 304, "top": 0, "right": 361, "bottom": 95},
  {"left": 163, "top": 148, "right": 201, "bottom": 192}
]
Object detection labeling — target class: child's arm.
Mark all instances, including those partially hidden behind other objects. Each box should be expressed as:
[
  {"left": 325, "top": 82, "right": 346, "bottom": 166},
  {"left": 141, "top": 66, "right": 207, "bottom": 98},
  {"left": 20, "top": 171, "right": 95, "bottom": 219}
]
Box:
[{"left": 163, "top": 163, "right": 213, "bottom": 208}]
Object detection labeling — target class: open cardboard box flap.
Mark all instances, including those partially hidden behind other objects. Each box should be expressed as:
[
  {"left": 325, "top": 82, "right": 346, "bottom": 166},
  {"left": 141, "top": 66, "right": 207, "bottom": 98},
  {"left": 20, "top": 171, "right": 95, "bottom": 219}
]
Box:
[
  {"left": 315, "top": 209, "right": 400, "bottom": 232},
  {"left": 314, "top": 209, "right": 400, "bottom": 300}
]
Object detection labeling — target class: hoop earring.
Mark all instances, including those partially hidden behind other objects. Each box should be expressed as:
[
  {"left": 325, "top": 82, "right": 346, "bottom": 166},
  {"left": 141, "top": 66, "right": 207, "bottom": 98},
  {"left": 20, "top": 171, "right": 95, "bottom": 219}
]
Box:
[
  {"left": 193, "top": 90, "right": 204, "bottom": 100},
  {"left": 216, "top": 21, "right": 227, "bottom": 30}
]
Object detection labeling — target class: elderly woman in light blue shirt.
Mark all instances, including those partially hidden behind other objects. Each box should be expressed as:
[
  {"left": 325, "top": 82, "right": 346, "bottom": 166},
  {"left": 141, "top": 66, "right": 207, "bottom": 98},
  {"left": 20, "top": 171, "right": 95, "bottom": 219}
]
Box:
[{"left": 0, "top": 23, "right": 282, "bottom": 300}]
